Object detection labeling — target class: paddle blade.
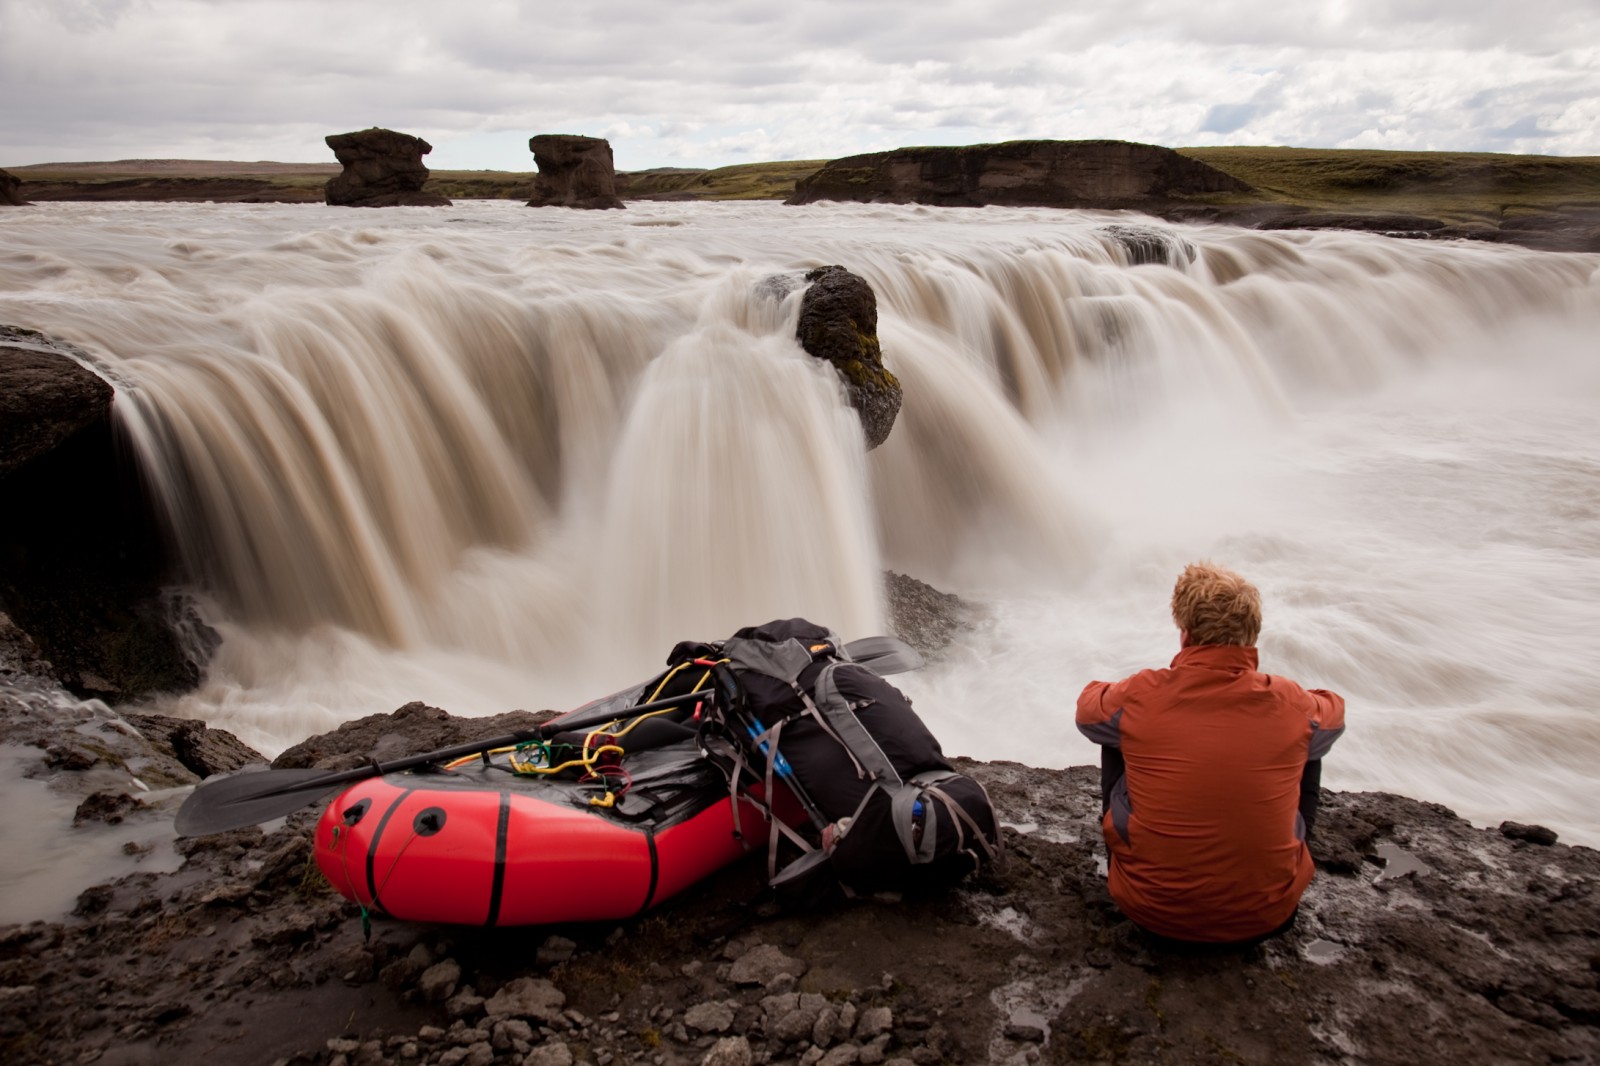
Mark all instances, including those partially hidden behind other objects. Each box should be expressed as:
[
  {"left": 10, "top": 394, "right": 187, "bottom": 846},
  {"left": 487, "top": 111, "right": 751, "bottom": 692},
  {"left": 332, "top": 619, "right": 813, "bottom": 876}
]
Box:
[
  {"left": 174, "top": 766, "right": 348, "bottom": 837},
  {"left": 843, "top": 635, "right": 925, "bottom": 676}
]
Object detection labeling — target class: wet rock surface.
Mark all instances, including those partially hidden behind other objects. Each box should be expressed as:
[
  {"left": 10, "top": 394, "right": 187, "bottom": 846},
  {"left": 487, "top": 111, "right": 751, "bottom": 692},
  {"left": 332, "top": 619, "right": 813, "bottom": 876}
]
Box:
[
  {"left": 882, "top": 572, "right": 974, "bottom": 657},
  {"left": 325, "top": 128, "right": 452, "bottom": 208},
  {"left": 0, "top": 326, "right": 217, "bottom": 701},
  {"left": 2, "top": 684, "right": 1596, "bottom": 1066},
  {"left": 795, "top": 266, "right": 901, "bottom": 450},
  {"left": 788, "top": 140, "right": 1250, "bottom": 209},
  {"left": 526, "top": 135, "right": 624, "bottom": 210}
]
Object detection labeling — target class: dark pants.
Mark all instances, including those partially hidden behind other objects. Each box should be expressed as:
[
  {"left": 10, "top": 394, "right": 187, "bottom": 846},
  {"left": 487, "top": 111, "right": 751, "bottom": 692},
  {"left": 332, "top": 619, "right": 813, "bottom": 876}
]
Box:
[{"left": 1098, "top": 748, "right": 1323, "bottom": 839}]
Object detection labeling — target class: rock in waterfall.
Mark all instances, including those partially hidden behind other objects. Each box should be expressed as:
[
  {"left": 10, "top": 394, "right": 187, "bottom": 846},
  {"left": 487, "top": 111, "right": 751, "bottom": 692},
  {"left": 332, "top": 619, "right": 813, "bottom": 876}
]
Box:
[
  {"left": 323, "top": 127, "right": 452, "bottom": 207},
  {"left": 795, "top": 266, "right": 901, "bottom": 450},
  {"left": 526, "top": 134, "right": 625, "bottom": 209}
]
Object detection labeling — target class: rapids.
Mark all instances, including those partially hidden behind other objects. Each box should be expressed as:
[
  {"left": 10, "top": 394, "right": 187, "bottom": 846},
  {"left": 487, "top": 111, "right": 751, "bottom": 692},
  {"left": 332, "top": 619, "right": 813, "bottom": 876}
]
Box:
[{"left": 2, "top": 200, "right": 1597, "bottom": 845}]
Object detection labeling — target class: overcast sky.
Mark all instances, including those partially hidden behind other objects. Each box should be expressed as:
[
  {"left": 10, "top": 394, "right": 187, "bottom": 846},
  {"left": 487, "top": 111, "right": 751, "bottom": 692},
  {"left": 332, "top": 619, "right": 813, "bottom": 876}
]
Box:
[{"left": 3, "top": 0, "right": 1597, "bottom": 170}]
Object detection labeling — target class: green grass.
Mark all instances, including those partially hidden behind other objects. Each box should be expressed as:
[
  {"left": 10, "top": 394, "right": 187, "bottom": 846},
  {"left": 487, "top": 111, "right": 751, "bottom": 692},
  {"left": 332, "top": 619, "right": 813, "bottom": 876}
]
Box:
[
  {"left": 621, "top": 160, "right": 828, "bottom": 200},
  {"left": 1178, "top": 146, "right": 1600, "bottom": 221}
]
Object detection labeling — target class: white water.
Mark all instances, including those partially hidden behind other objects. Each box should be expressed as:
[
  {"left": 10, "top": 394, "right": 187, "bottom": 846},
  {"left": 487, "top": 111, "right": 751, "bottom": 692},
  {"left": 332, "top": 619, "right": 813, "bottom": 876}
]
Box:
[{"left": 2, "top": 200, "right": 1597, "bottom": 845}]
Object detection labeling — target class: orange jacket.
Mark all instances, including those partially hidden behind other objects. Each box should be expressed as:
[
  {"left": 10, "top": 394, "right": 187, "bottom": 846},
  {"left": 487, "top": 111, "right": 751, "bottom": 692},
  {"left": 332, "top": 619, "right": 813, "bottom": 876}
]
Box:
[{"left": 1076, "top": 644, "right": 1345, "bottom": 942}]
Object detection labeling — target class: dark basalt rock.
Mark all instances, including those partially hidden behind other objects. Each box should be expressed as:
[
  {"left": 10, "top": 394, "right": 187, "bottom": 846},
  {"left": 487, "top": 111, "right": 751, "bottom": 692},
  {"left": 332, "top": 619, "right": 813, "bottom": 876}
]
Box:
[
  {"left": 884, "top": 570, "right": 973, "bottom": 655},
  {"left": 121, "top": 713, "right": 260, "bottom": 779},
  {"left": 526, "top": 134, "right": 625, "bottom": 209},
  {"left": 0, "top": 168, "right": 26, "bottom": 206},
  {"left": 5, "top": 692, "right": 1599, "bottom": 1066},
  {"left": 788, "top": 139, "right": 1251, "bottom": 208},
  {"left": 0, "top": 325, "right": 217, "bottom": 700},
  {"left": 324, "top": 127, "right": 452, "bottom": 207},
  {"left": 795, "top": 265, "right": 901, "bottom": 449},
  {"left": 271, "top": 700, "right": 556, "bottom": 772}
]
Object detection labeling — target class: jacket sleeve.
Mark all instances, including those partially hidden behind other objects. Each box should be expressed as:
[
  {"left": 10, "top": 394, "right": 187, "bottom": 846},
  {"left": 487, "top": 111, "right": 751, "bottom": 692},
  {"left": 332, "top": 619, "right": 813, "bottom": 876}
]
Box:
[
  {"left": 1076, "top": 678, "right": 1131, "bottom": 748},
  {"left": 1305, "top": 688, "right": 1346, "bottom": 760}
]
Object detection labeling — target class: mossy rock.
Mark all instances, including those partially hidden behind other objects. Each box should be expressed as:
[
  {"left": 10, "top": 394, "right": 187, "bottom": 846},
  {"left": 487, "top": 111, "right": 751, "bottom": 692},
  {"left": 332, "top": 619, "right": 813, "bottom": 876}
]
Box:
[{"left": 795, "top": 266, "right": 903, "bottom": 449}]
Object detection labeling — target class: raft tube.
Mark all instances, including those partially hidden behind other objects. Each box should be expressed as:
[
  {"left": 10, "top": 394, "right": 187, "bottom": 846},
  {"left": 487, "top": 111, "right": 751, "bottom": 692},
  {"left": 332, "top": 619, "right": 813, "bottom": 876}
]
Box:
[{"left": 313, "top": 740, "right": 777, "bottom": 926}]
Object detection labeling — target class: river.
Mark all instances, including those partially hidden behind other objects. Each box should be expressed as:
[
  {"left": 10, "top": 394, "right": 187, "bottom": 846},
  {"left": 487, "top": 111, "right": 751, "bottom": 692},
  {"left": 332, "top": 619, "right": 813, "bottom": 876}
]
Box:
[{"left": 2, "top": 199, "right": 1597, "bottom": 846}]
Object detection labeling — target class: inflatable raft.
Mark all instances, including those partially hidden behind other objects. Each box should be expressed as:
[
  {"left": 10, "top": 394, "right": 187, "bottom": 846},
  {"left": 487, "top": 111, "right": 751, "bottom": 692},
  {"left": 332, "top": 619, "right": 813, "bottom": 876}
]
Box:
[{"left": 312, "top": 675, "right": 792, "bottom": 926}]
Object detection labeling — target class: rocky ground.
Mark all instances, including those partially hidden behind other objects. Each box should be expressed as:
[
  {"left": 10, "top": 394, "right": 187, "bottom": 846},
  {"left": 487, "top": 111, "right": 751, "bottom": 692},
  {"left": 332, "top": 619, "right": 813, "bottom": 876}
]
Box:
[{"left": 2, "top": 617, "right": 1597, "bottom": 1066}]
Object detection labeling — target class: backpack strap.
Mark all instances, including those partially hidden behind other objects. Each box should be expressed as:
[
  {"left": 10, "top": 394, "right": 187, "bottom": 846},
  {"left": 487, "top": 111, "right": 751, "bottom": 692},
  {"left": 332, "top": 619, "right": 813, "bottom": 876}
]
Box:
[{"left": 806, "top": 656, "right": 908, "bottom": 781}]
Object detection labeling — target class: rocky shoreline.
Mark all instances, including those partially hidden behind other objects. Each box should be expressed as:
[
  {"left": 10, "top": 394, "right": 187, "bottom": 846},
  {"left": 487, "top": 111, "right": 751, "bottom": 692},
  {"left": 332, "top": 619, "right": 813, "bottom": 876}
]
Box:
[{"left": 2, "top": 657, "right": 1596, "bottom": 1066}]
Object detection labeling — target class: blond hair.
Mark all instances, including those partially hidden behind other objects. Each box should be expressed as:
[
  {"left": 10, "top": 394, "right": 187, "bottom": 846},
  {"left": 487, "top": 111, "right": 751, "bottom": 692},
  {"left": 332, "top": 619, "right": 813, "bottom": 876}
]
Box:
[{"left": 1171, "top": 562, "right": 1262, "bottom": 647}]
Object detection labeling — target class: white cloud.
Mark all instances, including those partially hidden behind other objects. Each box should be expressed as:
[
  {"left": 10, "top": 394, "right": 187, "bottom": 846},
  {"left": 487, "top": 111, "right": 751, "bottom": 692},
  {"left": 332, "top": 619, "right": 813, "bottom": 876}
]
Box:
[{"left": 1, "top": 0, "right": 1596, "bottom": 169}]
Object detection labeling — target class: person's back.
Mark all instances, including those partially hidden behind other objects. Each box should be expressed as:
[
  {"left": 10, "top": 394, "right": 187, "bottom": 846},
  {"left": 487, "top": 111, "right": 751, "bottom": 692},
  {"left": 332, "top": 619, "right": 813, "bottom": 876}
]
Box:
[{"left": 1076, "top": 562, "right": 1344, "bottom": 944}]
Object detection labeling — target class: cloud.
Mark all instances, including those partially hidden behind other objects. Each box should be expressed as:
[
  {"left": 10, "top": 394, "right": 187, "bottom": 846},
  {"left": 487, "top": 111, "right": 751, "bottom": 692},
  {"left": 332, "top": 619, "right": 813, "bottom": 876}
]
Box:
[{"left": 1, "top": 0, "right": 1597, "bottom": 169}]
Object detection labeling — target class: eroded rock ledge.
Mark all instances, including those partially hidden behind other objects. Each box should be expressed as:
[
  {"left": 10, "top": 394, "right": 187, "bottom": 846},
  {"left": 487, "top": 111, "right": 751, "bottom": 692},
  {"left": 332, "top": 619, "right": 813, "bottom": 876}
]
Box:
[
  {"left": 788, "top": 140, "right": 1251, "bottom": 209},
  {"left": 0, "top": 168, "right": 26, "bottom": 206},
  {"left": 0, "top": 326, "right": 216, "bottom": 700}
]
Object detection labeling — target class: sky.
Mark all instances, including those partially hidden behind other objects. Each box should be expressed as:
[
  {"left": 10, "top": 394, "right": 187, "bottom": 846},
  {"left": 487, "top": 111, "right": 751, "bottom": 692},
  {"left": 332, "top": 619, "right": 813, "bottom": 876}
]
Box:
[{"left": 2, "top": 0, "right": 1597, "bottom": 171}]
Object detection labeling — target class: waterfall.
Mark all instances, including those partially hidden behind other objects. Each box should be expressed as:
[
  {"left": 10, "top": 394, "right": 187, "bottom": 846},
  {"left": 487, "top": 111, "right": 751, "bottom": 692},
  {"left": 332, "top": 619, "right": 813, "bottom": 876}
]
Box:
[{"left": 2, "top": 200, "right": 1597, "bottom": 843}]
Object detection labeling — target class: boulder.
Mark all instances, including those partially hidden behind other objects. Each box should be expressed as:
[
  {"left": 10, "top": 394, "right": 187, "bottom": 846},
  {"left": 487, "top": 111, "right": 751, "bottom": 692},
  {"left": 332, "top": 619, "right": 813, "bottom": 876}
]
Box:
[
  {"left": 271, "top": 700, "right": 556, "bottom": 771},
  {"left": 795, "top": 266, "right": 901, "bottom": 449},
  {"left": 324, "top": 127, "right": 451, "bottom": 207},
  {"left": 526, "top": 135, "right": 624, "bottom": 209},
  {"left": 787, "top": 139, "right": 1251, "bottom": 208},
  {"left": 0, "top": 325, "right": 216, "bottom": 700},
  {"left": 0, "top": 168, "right": 26, "bottom": 206}
]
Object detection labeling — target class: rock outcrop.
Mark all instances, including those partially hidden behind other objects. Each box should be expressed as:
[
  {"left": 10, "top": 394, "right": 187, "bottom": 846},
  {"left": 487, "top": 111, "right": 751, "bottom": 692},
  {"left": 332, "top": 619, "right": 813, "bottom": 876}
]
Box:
[
  {"left": 795, "top": 265, "right": 902, "bottom": 449},
  {"left": 526, "top": 134, "right": 624, "bottom": 209},
  {"left": 788, "top": 139, "right": 1252, "bottom": 209},
  {"left": 0, "top": 168, "right": 26, "bottom": 206},
  {"left": 0, "top": 325, "right": 216, "bottom": 700},
  {"left": 2, "top": 693, "right": 1596, "bottom": 1066},
  {"left": 324, "top": 127, "right": 451, "bottom": 207}
]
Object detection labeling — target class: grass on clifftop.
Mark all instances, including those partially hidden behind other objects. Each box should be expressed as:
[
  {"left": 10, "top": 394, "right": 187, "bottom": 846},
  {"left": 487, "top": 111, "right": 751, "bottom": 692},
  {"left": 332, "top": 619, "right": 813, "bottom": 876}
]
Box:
[{"left": 1178, "top": 146, "right": 1600, "bottom": 220}]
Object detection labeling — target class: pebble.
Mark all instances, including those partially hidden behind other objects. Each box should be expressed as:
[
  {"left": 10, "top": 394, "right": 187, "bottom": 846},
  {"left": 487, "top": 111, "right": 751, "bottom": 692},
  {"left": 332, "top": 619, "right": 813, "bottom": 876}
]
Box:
[
  {"left": 521, "top": 1040, "right": 574, "bottom": 1066},
  {"left": 728, "top": 944, "right": 807, "bottom": 986},
  {"left": 855, "top": 1007, "right": 892, "bottom": 1041},
  {"left": 685, "top": 1000, "right": 736, "bottom": 1033},
  {"left": 418, "top": 960, "right": 461, "bottom": 1003}
]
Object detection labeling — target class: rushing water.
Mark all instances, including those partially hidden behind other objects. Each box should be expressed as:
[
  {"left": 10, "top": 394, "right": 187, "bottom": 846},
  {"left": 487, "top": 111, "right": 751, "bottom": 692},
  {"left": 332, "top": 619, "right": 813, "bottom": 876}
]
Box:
[{"left": 2, "top": 199, "right": 1597, "bottom": 846}]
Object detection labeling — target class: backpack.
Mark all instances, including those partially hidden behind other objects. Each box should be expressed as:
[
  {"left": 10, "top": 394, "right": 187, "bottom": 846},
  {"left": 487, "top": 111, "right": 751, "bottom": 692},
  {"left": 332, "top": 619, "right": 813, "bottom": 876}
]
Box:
[{"left": 656, "top": 618, "right": 1003, "bottom": 901}]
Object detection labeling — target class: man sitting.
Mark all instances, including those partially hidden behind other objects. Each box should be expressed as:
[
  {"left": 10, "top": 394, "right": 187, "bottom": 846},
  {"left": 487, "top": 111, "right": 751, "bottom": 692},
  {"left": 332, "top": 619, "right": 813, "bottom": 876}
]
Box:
[{"left": 1076, "top": 561, "right": 1345, "bottom": 944}]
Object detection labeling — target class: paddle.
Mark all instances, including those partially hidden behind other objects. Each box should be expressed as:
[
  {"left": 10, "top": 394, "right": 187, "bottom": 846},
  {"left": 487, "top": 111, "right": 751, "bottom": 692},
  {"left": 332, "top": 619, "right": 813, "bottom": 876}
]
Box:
[
  {"left": 173, "top": 688, "right": 712, "bottom": 837},
  {"left": 173, "top": 634, "right": 923, "bottom": 837}
]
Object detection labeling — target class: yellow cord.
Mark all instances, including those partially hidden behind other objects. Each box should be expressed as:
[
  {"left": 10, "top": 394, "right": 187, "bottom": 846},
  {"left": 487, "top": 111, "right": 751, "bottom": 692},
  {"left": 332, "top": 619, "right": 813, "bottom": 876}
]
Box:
[{"left": 442, "top": 662, "right": 724, "bottom": 776}]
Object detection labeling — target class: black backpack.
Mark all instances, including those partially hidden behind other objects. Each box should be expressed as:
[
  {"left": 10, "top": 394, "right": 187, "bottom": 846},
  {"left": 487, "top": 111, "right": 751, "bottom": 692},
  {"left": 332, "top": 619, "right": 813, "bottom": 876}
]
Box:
[{"left": 656, "top": 618, "right": 1003, "bottom": 900}]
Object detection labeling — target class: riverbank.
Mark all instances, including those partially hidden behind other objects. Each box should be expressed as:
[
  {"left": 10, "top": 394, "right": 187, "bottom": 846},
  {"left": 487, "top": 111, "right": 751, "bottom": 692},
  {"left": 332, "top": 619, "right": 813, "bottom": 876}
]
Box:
[
  {"left": 2, "top": 660, "right": 1595, "bottom": 1066},
  {"left": 6, "top": 146, "right": 1599, "bottom": 252}
]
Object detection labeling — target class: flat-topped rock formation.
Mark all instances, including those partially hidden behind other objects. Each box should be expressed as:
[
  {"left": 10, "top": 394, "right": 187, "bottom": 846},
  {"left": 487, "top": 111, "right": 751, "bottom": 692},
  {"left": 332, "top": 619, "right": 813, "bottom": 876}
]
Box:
[
  {"left": 324, "top": 127, "right": 451, "bottom": 208},
  {"left": 527, "top": 134, "right": 624, "bottom": 209},
  {"left": 788, "top": 139, "right": 1252, "bottom": 208},
  {"left": 0, "top": 167, "right": 25, "bottom": 205}
]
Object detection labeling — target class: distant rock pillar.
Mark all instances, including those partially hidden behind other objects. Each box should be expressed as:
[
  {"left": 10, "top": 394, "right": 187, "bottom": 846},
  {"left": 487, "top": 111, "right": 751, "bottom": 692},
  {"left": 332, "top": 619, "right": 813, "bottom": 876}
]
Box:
[
  {"left": 324, "top": 127, "right": 452, "bottom": 207},
  {"left": 796, "top": 266, "right": 902, "bottom": 450},
  {"left": 0, "top": 168, "right": 26, "bottom": 206},
  {"left": 526, "top": 135, "right": 624, "bottom": 209}
]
